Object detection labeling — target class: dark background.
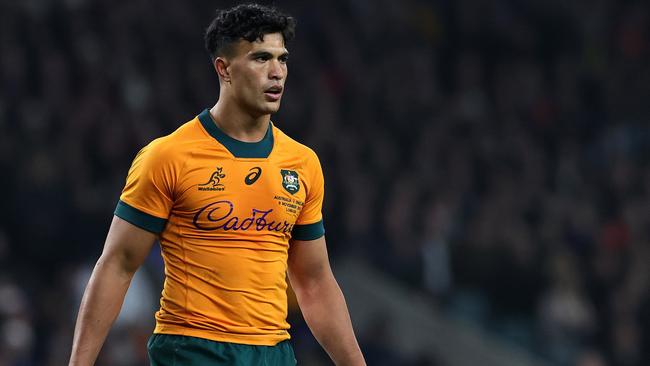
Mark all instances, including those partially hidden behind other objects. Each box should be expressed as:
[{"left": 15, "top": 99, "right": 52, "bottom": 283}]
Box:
[{"left": 0, "top": 0, "right": 649, "bottom": 365}]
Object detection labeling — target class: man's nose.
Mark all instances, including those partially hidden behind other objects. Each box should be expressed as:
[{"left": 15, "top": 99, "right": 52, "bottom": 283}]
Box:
[{"left": 269, "top": 60, "right": 284, "bottom": 80}]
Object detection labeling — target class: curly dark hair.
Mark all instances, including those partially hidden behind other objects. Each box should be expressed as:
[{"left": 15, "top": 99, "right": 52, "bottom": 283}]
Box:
[{"left": 204, "top": 3, "right": 296, "bottom": 60}]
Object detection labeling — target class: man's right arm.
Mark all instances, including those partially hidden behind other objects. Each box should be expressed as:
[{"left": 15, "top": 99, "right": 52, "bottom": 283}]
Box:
[{"left": 68, "top": 215, "right": 157, "bottom": 366}]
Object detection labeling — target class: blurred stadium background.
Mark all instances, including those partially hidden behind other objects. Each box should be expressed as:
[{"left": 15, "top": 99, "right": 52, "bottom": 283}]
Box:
[{"left": 1, "top": 0, "right": 649, "bottom": 365}]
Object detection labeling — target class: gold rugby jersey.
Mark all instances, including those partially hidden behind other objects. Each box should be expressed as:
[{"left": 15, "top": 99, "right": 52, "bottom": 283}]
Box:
[{"left": 114, "top": 109, "right": 325, "bottom": 345}]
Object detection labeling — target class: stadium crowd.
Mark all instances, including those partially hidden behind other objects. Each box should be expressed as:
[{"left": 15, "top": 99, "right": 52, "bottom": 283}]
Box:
[{"left": 0, "top": 0, "right": 648, "bottom": 365}]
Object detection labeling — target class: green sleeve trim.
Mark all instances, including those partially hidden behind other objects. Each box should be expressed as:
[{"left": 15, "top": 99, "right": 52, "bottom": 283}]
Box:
[
  {"left": 114, "top": 200, "right": 167, "bottom": 234},
  {"left": 292, "top": 220, "right": 325, "bottom": 241}
]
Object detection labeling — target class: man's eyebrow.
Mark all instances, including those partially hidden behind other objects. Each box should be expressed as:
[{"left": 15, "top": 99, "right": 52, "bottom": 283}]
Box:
[
  {"left": 250, "top": 51, "right": 271, "bottom": 58},
  {"left": 249, "top": 50, "right": 290, "bottom": 58}
]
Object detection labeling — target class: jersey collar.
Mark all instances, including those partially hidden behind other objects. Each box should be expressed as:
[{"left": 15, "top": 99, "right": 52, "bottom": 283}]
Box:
[{"left": 198, "top": 109, "right": 274, "bottom": 158}]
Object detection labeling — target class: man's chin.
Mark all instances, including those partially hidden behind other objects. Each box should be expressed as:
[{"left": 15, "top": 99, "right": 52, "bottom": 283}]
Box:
[
  {"left": 248, "top": 100, "right": 281, "bottom": 117},
  {"left": 262, "top": 101, "right": 282, "bottom": 114}
]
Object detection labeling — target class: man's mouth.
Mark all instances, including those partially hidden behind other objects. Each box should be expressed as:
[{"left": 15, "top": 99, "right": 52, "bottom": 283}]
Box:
[{"left": 264, "top": 86, "right": 283, "bottom": 101}]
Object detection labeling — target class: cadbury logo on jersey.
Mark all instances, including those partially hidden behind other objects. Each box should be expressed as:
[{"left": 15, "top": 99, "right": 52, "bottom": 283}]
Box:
[
  {"left": 198, "top": 167, "right": 226, "bottom": 191},
  {"left": 193, "top": 200, "right": 294, "bottom": 233}
]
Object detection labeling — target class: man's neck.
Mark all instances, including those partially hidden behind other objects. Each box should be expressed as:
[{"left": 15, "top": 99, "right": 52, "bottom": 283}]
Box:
[{"left": 209, "top": 100, "right": 270, "bottom": 143}]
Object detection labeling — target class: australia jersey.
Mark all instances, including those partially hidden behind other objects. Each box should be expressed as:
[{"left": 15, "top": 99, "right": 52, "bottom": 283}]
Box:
[{"left": 114, "top": 109, "right": 325, "bottom": 346}]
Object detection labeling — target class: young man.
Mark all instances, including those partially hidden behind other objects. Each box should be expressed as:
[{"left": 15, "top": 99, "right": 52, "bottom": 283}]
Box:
[{"left": 69, "top": 4, "right": 366, "bottom": 366}]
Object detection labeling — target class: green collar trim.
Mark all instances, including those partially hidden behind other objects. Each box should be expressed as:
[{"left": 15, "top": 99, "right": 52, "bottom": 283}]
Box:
[{"left": 198, "top": 109, "right": 274, "bottom": 158}]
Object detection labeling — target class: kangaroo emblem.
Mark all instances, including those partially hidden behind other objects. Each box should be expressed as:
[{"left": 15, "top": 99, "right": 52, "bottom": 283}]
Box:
[{"left": 199, "top": 167, "right": 226, "bottom": 188}]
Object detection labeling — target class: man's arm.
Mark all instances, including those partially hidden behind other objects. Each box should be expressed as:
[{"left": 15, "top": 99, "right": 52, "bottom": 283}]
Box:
[
  {"left": 69, "top": 216, "right": 157, "bottom": 366},
  {"left": 287, "top": 236, "right": 366, "bottom": 366}
]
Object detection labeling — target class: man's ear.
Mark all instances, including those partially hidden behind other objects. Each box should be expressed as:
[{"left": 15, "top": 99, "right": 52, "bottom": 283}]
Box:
[{"left": 214, "top": 57, "right": 231, "bottom": 83}]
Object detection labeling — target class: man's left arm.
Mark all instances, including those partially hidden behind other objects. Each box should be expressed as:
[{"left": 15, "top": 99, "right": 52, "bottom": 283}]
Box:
[{"left": 288, "top": 235, "right": 366, "bottom": 366}]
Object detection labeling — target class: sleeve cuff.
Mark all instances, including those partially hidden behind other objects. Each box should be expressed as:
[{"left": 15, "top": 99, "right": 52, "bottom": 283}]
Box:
[
  {"left": 291, "top": 220, "right": 325, "bottom": 241},
  {"left": 114, "top": 200, "right": 167, "bottom": 234}
]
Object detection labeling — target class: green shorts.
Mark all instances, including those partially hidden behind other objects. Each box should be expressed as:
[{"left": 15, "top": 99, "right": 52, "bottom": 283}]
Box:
[{"left": 147, "top": 334, "right": 296, "bottom": 366}]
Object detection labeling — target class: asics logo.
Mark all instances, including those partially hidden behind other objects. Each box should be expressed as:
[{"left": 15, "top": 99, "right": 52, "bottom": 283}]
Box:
[{"left": 245, "top": 167, "right": 262, "bottom": 185}]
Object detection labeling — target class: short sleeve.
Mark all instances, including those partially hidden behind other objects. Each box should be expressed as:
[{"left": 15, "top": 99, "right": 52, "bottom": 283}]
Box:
[
  {"left": 114, "top": 141, "right": 176, "bottom": 234},
  {"left": 291, "top": 150, "right": 325, "bottom": 241}
]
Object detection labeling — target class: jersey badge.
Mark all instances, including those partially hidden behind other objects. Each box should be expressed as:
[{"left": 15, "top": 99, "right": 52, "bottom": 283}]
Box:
[{"left": 281, "top": 169, "right": 300, "bottom": 194}]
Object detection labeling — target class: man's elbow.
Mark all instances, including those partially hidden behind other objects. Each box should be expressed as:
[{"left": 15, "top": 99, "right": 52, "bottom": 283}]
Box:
[
  {"left": 95, "top": 250, "right": 140, "bottom": 280},
  {"left": 291, "top": 270, "right": 338, "bottom": 302}
]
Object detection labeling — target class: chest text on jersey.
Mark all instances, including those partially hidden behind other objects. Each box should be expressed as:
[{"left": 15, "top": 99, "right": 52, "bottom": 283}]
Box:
[{"left": 193, "top": 200, "right": 295, "bottom": 233}]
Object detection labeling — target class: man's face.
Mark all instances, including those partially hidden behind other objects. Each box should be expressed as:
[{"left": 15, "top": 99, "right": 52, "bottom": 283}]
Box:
[{"left": 223, "top": 32, "right": 288, "bottom": 117}]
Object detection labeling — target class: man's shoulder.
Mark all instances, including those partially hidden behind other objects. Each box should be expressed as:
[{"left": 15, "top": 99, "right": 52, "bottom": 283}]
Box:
[
  {"left": 273, "top": 125, "right": 319, "bottom": 162},
  {"left": 142, "top": 115, "right": 206, "bottom": 159}
]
